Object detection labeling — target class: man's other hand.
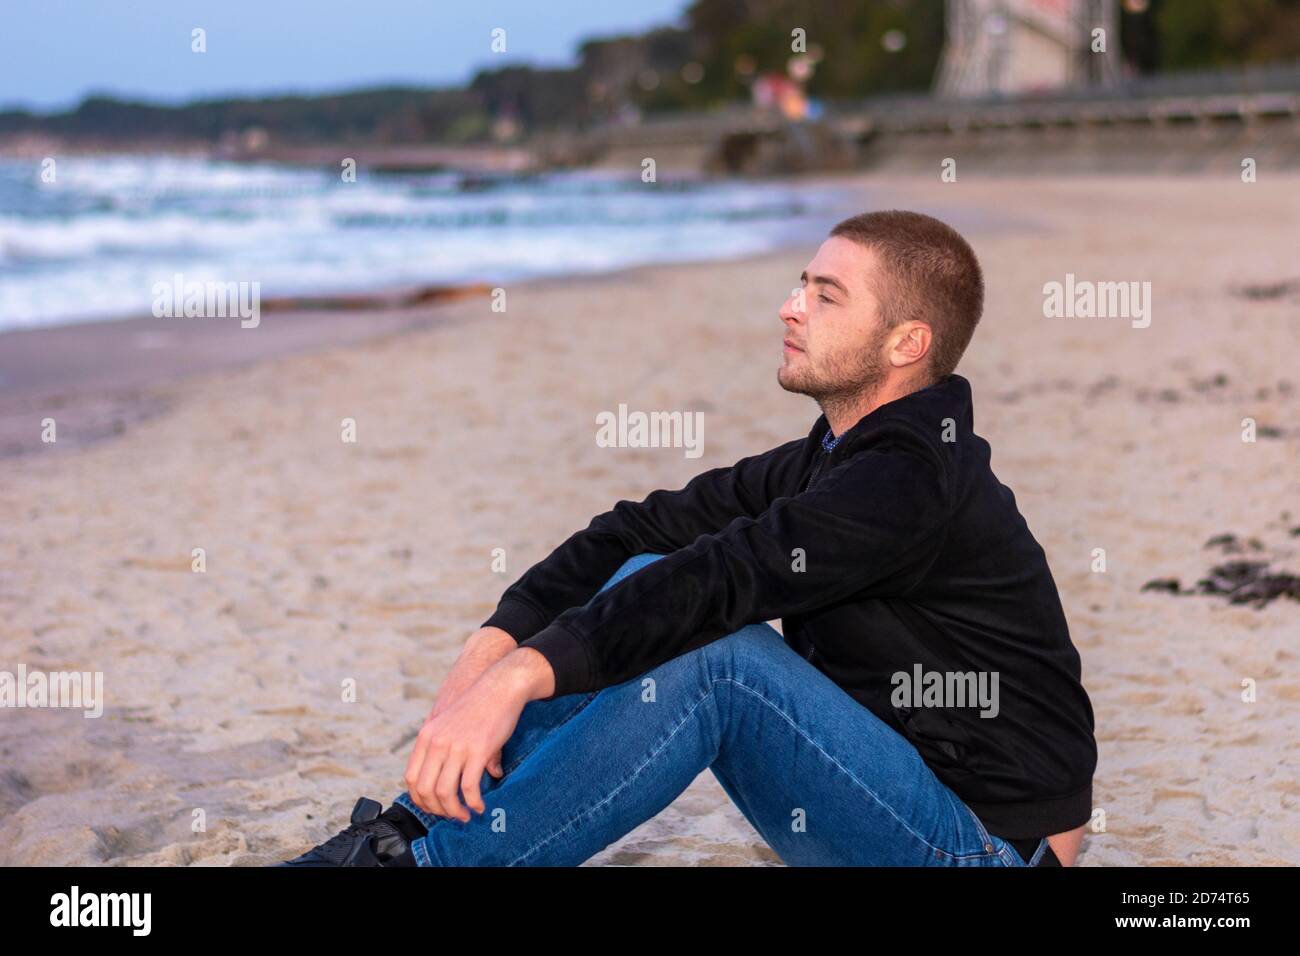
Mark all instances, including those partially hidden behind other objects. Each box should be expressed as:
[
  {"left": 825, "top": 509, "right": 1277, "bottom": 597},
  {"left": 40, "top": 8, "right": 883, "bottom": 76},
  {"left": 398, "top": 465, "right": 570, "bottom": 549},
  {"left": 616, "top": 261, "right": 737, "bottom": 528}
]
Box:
[
  {"left": 423, "top": 626, "right": 519, "bottom": 777},
  {"left": 403, "top": 648, "right": 555, "bottom": 820}
]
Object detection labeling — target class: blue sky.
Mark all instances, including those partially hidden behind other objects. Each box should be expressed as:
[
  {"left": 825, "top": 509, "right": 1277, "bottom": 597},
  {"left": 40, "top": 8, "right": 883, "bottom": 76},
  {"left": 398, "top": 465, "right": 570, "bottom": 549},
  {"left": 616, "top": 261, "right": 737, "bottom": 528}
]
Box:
[{"left": 1, "top": 0, "right": 689, "bottom": 111}]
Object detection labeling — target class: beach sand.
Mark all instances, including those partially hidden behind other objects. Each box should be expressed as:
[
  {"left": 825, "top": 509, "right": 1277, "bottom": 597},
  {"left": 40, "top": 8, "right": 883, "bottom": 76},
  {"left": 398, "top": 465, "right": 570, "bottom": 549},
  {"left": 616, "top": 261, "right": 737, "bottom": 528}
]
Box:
[{"left": 0, "top": 173, "right": 1297, "bottom": 866}]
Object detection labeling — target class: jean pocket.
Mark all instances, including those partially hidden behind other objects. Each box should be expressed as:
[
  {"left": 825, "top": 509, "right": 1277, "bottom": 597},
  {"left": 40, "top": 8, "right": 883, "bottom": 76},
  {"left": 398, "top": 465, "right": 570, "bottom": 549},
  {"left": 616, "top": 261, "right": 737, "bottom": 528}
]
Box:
[
  {"left": 963, "top": 803, "right": 994, "bottom": 847},
  {"left": 993, "top": 833, "right": 1045, "bottom": 867},
  {"left": 958, "top": 801, "right": 1014, "bottom": 863}
]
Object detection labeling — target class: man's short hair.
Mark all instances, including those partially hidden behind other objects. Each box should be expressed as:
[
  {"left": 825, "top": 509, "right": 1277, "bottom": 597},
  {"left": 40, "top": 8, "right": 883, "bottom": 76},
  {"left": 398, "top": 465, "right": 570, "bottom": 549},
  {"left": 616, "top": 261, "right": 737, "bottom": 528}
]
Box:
[{"left": 828, "top": 210, "right": 984, "bottom": 381}]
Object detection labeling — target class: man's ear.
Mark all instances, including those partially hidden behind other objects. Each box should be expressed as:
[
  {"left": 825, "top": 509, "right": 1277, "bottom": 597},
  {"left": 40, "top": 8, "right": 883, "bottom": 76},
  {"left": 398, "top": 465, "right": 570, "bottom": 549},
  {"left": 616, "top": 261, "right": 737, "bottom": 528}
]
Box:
[{"left": 889, "top": 322, "right": 932, "bottom": 368}]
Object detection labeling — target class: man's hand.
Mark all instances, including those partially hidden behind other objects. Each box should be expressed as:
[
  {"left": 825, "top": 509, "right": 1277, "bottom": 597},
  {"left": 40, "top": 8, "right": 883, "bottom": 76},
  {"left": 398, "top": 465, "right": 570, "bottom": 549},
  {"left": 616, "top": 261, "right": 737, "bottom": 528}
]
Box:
[
  {"left": 403, "top": 647, "right": 555, "bottom": 820},
  {"left": 425, "top": 626, "right": 519, "bottom": 776}
]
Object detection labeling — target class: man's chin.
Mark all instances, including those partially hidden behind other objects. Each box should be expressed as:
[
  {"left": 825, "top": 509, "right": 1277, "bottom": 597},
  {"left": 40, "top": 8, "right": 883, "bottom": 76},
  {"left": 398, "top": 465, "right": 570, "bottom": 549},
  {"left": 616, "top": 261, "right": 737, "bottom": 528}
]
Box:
[{"left": 777, "top": 367, "right": 816, "bottom": 397}]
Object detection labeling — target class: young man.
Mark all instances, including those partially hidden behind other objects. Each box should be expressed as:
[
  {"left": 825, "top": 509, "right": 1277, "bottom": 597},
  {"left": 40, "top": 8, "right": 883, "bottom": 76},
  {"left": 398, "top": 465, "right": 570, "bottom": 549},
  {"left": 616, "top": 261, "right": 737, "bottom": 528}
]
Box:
[{"left": 280, "top": 210, "right": 1097, "bottom": 868}]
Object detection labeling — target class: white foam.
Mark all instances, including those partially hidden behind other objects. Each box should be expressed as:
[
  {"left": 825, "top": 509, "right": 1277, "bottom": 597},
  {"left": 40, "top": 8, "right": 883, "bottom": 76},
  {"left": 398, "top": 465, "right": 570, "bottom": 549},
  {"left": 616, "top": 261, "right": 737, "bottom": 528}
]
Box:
[{"left": 0, "top": 155, "right": 857, "bottom": 328}]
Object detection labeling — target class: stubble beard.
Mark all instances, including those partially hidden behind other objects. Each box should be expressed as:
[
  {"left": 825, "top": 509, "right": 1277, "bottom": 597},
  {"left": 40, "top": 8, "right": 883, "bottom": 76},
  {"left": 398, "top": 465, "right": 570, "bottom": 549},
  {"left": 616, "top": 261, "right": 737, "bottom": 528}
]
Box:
[{"left": 778, "top": 327, "right": 892, "bottom": 418}]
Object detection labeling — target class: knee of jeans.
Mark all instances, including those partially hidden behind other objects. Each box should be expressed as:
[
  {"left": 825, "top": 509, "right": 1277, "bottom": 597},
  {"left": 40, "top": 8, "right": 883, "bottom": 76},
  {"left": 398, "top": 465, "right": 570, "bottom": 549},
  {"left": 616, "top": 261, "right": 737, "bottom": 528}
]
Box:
[
  {"left": 597, "top": 551, "right": 669, "bottom": 593},
  {"left": 695, "top": 621, "right": 786, "bottom": 676}
]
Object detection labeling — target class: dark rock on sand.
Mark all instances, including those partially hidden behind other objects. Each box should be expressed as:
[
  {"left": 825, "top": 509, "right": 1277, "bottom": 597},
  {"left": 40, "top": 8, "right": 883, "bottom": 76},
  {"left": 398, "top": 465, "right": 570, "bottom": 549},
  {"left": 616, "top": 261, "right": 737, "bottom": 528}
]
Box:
[
  {"left": 1205, "top": 534, "right": 1264, "bottom": 553},
  {"left": 1230, "top": 278, "right": 1300, "bottom": 301},
  {"left": 1141, "top": 578, "right": 1184, "bottom": 595},
  {"left": 1146, "top": 534, "right": 1300, "bottom": 608},
  {"left": 1189, "top": 373, "right": 1230, "bottom": 393},
  {"left": 1195, "top": 560, "right": 1300, "bottom": 609}
]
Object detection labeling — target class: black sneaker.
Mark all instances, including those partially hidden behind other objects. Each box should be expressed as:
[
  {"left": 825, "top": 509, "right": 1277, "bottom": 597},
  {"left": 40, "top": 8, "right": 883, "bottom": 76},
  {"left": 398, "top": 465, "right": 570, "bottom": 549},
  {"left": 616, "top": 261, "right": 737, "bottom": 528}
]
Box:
[{"left": 277, "top": 797, "right": 426, "bottom": 867}]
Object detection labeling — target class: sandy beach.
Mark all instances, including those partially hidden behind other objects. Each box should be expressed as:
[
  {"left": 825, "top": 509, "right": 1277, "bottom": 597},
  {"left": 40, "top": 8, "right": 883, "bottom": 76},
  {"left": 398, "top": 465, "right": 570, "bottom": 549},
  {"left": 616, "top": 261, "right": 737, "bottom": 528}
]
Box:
[{"left": 1, "top": 173, "right": 1297, "bottom": 866}]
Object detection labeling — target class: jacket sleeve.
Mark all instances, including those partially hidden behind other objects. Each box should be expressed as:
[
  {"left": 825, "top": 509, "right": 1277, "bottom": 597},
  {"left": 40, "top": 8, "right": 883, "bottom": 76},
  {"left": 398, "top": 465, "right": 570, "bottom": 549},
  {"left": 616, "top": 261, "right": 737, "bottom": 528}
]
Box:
[
  {"left": 480, "top": 436, "right": 810, "bottom": 644},
  {"left": 518, "top": 447, "right": 950, "bottom": 699}
]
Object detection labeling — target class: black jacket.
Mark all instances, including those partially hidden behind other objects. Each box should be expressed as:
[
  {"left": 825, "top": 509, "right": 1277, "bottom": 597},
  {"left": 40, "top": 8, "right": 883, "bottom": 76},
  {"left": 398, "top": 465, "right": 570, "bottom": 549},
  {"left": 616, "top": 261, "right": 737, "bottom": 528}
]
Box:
[{"left": 482, "top": 373, "right": 1097, "bottom": 839}]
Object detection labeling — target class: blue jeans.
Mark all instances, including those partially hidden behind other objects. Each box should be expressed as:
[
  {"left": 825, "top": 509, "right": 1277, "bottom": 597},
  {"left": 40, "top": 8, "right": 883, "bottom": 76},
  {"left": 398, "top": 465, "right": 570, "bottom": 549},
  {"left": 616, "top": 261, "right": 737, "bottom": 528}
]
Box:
[{"left": 393, "top": 552, "right": 1049, "bottom": 866}]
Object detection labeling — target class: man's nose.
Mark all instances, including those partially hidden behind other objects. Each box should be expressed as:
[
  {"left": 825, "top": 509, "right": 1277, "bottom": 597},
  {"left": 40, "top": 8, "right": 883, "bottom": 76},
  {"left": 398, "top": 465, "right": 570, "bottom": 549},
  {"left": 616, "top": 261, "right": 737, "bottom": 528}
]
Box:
[{"left": 780, "top": 291, "right": 805, "bottom": 323}]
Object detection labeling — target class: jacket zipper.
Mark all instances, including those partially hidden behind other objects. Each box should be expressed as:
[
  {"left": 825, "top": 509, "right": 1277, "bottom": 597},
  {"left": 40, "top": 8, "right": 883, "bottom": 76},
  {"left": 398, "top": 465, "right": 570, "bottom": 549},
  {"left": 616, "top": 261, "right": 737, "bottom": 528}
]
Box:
[
  {"left": 799, "top": 437, "right": 837, "bottom": 663},
  {"left": 802, "top": 445, "right": 828, "bottom": 493}
]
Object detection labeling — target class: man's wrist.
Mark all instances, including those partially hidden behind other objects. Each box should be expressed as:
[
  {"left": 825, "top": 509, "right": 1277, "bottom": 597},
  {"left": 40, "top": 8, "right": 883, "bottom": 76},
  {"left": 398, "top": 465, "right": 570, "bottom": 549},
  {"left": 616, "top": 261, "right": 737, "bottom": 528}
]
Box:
[
  {"left": 499, "top": 646, "right": 556, "bottom": 702},
  {"left": 467, "top": 625, "right": 519, "bottom": 655}
]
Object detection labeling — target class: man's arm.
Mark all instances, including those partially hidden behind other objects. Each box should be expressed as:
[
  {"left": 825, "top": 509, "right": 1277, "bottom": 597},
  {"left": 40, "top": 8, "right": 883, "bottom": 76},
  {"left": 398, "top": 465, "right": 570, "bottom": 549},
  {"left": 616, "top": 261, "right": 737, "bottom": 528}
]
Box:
[
  {"left": 516, "top": 447, "right": 950, "bottom": 698},
  {"left": 481, "top": 435, "right": 810, "bottom": 643}
]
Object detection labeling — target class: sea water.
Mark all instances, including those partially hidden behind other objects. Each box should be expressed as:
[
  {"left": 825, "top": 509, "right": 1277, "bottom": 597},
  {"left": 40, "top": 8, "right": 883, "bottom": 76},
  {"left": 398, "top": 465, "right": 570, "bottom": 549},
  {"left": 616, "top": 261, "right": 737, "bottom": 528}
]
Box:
[{"left": 0, "top": 154, "right": 863, "bottom": 330}]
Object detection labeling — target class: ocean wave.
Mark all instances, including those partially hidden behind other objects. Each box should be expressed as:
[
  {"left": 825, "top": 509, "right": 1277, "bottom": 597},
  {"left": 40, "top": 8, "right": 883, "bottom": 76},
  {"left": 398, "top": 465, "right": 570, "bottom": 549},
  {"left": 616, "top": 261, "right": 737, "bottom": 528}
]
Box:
[{"left": 0, "top": 155, "right": 859, "bottom": 328}]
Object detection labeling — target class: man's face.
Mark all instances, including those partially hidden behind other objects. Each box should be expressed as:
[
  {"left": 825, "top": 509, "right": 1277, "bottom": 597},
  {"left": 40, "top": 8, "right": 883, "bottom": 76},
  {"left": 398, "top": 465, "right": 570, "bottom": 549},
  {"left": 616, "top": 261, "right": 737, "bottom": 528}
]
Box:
[{"left": 777, "top": 237, "right": 893, "bottom": 402}]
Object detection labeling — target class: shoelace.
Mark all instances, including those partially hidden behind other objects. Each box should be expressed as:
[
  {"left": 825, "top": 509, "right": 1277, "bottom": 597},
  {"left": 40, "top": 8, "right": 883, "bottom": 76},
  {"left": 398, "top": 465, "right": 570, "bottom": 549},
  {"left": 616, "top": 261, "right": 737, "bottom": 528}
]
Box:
[{"left": 313, "top": 818, "right": 399, "bottom": 864}]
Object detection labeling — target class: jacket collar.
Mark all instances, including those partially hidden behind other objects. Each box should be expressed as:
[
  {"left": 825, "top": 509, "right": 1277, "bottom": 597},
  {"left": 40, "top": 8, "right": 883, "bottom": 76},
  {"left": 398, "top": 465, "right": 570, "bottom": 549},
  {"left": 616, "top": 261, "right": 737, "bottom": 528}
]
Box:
[{"left": 809, "top": 373, "right": 972, "bottom": 452}]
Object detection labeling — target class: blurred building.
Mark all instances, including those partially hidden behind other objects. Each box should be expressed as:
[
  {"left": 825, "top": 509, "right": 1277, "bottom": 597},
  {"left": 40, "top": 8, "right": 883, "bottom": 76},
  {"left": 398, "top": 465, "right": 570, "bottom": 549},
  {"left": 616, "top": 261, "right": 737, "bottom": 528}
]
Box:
[{"left": 935, "top": 0, "right": 1123, "bottom": 97}]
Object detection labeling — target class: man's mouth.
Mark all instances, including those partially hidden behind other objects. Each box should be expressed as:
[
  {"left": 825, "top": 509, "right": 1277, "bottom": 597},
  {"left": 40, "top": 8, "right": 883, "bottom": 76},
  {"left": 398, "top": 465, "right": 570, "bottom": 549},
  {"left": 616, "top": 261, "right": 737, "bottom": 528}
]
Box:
[{"left": 783, "top": 338, "right": 804, "bottom": 353}]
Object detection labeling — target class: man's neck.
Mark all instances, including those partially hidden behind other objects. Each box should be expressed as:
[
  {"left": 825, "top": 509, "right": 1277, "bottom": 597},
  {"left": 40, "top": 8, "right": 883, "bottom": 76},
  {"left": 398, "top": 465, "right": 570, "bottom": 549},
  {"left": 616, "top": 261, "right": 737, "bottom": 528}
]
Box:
[{"left": 818, "top": 375, "right": 928, "bottom": 437}]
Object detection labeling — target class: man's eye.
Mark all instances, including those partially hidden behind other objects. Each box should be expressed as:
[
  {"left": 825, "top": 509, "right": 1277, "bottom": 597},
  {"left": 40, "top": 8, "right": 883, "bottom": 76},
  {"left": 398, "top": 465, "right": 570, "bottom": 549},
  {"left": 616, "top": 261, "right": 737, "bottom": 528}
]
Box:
[{"left": 818, "top": 293, "right": 833, "bottom": 303}]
